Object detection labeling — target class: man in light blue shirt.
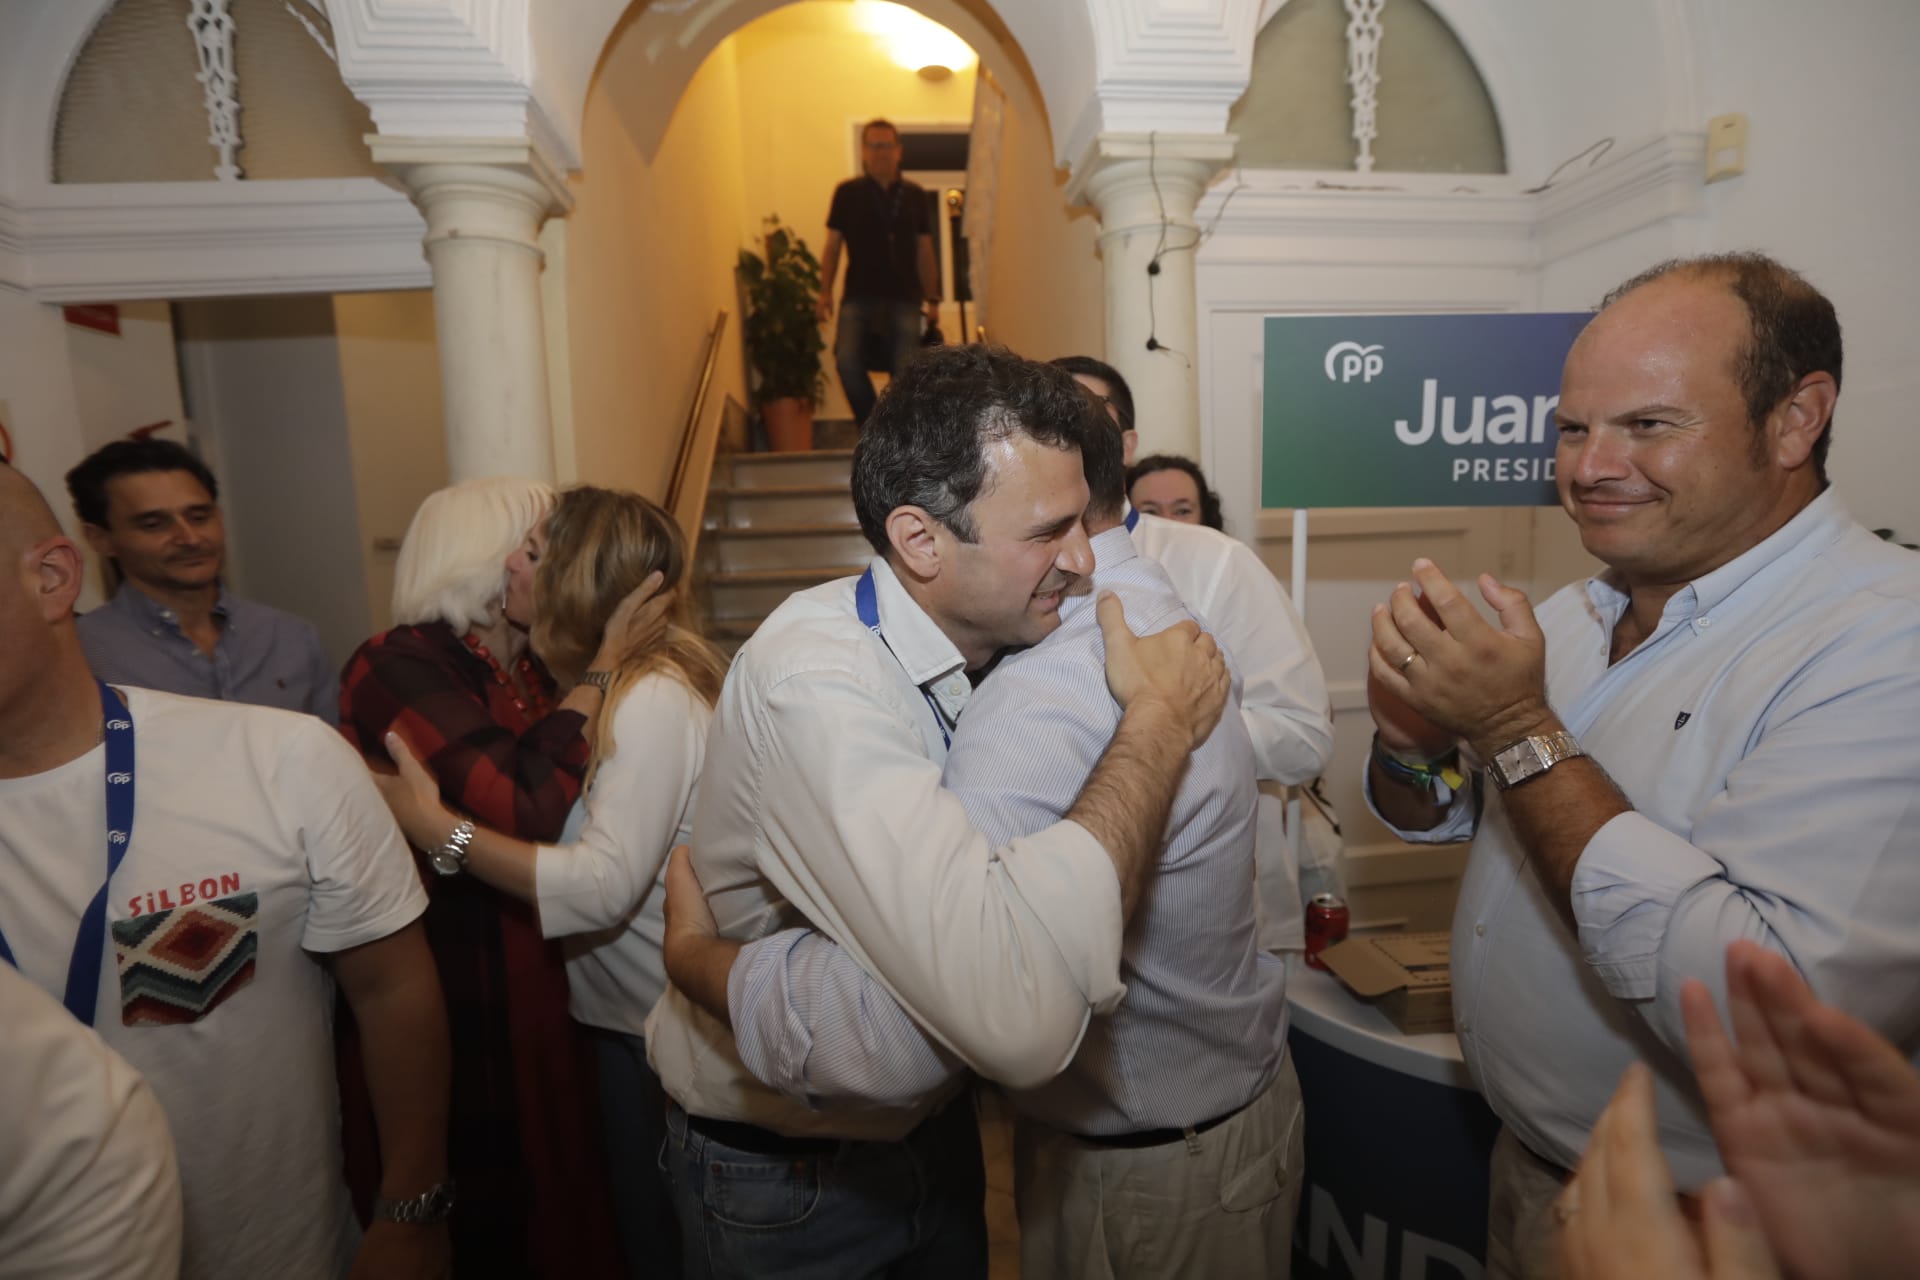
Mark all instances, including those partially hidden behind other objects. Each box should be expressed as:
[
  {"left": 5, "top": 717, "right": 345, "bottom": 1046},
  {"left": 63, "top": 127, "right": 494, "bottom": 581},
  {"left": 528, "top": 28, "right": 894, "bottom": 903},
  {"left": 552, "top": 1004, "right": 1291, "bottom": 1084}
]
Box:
[
  {"left": 66, "top": 439, "right": 337, "bottom": 724},
  {"left": 667, "top": 414, "right": 1301, "bottom": 1278},
  {"left": 1363, "top": 253, "right": 1920, "bottom": 1278}
]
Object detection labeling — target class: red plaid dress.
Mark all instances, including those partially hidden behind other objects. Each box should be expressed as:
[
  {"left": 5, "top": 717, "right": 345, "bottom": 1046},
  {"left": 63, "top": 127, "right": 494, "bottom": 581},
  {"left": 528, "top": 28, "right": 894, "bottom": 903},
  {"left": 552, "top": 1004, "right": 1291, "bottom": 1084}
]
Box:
[{"left": 337, "top": 622, "right": 618, "bottom": 1277}]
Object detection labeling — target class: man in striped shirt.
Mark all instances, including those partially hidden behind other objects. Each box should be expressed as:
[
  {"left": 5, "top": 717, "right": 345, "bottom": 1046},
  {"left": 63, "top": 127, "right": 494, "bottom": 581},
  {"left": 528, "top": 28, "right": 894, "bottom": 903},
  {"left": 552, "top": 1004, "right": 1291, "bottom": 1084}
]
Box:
[{"left": 667, "top": 407, "right": 1301, "bottom": 1279}]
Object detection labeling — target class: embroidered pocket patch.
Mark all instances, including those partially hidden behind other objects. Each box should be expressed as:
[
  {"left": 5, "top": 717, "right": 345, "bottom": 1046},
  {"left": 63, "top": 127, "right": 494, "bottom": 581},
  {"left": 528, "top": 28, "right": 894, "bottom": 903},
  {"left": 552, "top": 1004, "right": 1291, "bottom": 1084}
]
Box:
[{"left": 112, "top": 892, "right": 259, "bottom": 1026}]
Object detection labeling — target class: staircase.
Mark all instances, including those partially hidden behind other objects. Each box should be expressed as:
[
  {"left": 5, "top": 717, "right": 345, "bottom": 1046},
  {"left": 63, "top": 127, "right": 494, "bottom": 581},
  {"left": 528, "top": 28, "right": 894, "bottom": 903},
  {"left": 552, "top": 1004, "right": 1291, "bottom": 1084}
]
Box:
[{"left": 699, "top": 420, "right": 866, "bottom": 655}]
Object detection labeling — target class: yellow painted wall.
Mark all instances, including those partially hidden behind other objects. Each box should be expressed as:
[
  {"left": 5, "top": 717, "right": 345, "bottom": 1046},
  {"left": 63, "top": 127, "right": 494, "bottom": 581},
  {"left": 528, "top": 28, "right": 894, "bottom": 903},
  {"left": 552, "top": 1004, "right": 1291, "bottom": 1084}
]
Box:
[
  {"left": 333, "top": 290, "right": 447, "bottom": 633},
  {"left": 563, "top": 35, "right": 752, "bottom": 498},
  {"left": 568, "top": 0, "right": 1103, "bottom": 445},
  {"left": 728, "top": 3, "right": 978, "bottom": 420},
  {"left": 981, "top": 82, "right": 1104, "bottom": 364}
]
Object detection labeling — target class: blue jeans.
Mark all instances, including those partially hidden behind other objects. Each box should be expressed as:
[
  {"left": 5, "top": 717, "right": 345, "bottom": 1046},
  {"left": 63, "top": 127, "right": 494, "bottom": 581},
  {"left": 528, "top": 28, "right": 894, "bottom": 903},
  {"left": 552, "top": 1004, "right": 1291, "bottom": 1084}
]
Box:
[
  {"left": 833, "top": 297, "right": 924, "bottom": 424},
  {"left": 588, "top": 1028, "right": 680, "bottom": 1280},
  {"left": 661, "top": 1094, "right": 987, "bottom": 1280}
]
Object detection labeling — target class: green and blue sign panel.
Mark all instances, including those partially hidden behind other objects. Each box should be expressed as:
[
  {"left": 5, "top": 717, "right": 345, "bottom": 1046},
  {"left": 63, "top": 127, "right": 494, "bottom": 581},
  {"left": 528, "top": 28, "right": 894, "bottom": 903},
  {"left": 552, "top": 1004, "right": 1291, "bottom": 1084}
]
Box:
[{"left": 1262, "top": 312, "right": 1593, "bottom": 509}]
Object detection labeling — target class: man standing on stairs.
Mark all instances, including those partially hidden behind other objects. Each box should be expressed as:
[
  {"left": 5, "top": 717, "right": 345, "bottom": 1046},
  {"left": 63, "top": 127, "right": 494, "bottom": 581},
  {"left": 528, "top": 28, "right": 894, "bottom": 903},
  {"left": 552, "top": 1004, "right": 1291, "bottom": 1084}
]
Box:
[
  {"left": 646, "top": 346, "right": 1234, "bottom": 1278},
  {"left": 817, "top": 118, "right": 942, "bottom": 426}
]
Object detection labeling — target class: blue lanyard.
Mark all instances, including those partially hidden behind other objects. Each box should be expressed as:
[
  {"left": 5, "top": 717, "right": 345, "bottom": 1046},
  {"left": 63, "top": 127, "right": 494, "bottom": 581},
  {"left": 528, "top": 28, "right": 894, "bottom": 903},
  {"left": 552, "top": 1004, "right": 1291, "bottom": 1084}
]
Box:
[
  {"left": 0, "top": 681, "right": 136, "bottom": 1026},
  {"left": 855, "top": 567, "right": 952, "bottom": 748},
  {"left": 1124, "top": 507, "right": 1140, "bottom": 532}
]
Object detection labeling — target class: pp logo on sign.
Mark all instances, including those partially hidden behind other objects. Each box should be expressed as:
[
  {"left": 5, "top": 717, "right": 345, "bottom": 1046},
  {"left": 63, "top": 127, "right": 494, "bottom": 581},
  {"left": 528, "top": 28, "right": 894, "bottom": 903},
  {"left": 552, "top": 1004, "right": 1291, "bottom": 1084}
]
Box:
[{"left": 1324, "top": 341, "right": 1385, "bottom": 384}]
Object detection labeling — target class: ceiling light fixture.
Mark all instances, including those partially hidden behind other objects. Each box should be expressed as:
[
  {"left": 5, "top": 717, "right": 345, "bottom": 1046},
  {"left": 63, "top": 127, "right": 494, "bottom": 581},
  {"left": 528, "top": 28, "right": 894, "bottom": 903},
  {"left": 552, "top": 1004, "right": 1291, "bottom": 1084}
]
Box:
[{"left": 848, "top": 0, "right": 975, "bottom": 79}]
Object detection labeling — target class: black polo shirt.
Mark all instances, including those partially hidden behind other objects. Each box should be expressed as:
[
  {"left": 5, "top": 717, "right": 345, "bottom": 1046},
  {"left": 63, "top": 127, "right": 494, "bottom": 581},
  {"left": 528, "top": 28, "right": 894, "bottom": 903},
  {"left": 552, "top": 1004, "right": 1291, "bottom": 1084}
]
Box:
[{"left": 826, "top": 175, "right": 931, "bottom": 303}]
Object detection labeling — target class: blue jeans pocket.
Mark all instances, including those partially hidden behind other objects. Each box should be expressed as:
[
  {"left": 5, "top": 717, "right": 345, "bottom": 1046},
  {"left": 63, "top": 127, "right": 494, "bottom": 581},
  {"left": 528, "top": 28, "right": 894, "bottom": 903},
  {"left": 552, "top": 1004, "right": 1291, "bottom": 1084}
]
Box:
[{"left": 704, "top": 1155, "right": 824, "bottom": 1231}]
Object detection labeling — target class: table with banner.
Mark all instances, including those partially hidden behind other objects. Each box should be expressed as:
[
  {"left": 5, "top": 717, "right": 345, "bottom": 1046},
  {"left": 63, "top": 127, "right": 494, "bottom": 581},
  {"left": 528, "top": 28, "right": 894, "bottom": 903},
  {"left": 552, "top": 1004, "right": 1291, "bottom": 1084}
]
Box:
[{"left": 1264, "top": 312, "right": 1590, "bottom": 1280}]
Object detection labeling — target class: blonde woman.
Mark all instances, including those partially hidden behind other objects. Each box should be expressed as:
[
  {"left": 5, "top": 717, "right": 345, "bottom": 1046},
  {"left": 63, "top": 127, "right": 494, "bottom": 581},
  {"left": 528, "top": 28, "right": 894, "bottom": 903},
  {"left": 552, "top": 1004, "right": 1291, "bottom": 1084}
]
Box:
[
  {"left": 373, "top": 485, "right": 724, "bottom": 1279},
  {"left": 340, "top": 476, "right": 658, "bottom": 1277}
]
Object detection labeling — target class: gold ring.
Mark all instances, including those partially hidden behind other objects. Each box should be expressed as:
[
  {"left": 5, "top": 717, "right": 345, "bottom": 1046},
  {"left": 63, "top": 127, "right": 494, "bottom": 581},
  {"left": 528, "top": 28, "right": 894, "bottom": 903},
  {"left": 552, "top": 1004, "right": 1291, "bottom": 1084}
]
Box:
[{"left": 1397, "top": 651, "right": 1418, "bottom": 674}]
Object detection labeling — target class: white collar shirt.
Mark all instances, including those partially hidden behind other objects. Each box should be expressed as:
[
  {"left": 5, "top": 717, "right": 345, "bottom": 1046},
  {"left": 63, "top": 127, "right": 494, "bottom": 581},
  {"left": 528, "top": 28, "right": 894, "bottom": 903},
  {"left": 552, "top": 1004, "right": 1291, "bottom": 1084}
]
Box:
[
  {"left": 1128, "top": 507, "right": 1335, "bottom": 950},
  {"left": 646, "top": 556, "right": 1126, "bottom": 1140},
  {"left": 723, "top": 526, "right": 1286, "bottom": 1133},
  {"left": 1371, "top": 490, "right": 1920, "bottom": 1186}
]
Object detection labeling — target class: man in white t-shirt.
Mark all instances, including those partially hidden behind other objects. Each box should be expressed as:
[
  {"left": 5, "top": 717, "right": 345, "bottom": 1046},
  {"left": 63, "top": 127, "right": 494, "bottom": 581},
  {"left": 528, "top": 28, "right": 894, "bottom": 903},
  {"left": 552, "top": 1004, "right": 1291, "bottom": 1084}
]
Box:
[
  {"left": 0, "top": 460, "right": 453, "bottom": 1280},
  {"left": 0, "top": 961, "right": 181, "bottom": 1280}
]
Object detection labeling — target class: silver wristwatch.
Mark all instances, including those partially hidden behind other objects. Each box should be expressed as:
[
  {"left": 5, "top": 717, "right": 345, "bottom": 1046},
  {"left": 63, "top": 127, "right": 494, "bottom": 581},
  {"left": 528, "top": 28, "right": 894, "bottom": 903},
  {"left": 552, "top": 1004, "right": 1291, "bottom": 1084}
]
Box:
[
  {"left": 373, "top": 1180, "right": 456, "bottom": 1225},
  {"left": 1488, "top": 730, "right": 1586, "bottom": 791},
  {"left": 581, "top": 669, "right": 612, "bottom": 691},
  {"left": 428, "top": 819, "right": 475, "bottom": 876}
]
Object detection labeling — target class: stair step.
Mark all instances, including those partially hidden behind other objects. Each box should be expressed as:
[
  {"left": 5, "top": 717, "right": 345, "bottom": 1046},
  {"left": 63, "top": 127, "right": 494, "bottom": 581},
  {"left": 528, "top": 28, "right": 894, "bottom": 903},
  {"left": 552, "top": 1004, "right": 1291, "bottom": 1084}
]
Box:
[
  {"left": 708, "top": 521, "right": 863, "bottom": 539},
  {"left": 710, "top": 483, "right": 850, "bottom": 498},
  {"left": 706, "top": 563, "right": 862, "bottom": 622},
  {"left": 709, "top": 484, "right": 855, "bottom": 527},
  {"left": 707, "top": 523, "right": 871, "bottom": 572},
  {"left": 721, "top": 449, "right": 855, "bottom": 489}
]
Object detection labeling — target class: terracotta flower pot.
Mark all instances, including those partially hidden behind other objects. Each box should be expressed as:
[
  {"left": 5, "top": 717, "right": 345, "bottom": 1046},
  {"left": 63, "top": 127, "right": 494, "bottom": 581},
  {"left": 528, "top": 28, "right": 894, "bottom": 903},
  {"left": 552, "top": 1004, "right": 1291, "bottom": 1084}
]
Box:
[{"left": 763, "top": 397, "right": 815, "bottom": 453}]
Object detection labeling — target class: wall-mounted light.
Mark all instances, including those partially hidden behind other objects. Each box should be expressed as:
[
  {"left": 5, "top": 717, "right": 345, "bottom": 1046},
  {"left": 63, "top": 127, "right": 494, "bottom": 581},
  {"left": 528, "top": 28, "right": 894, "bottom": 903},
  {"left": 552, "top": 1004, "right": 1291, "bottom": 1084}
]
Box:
[{"left": 848, "top": 0, "right": 976, "bottom": 79}]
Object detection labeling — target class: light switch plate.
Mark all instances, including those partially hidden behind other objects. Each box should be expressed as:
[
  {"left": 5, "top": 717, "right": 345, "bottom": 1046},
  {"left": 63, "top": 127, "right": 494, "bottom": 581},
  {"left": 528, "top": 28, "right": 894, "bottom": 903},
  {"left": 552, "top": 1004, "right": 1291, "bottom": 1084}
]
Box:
[{"left": 1706, "top": 113, "right": 1749, "bottom": 183}]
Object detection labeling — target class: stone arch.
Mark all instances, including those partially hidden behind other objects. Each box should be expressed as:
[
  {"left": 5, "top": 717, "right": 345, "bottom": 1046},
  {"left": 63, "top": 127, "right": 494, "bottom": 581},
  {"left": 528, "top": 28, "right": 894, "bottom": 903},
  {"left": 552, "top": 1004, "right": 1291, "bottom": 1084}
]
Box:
[
  {"left": 532, "top": 0, "right": 1093, "bottom": 171},
  {"left": 0, "top": 0, "right": 122, "bottom": 192}
]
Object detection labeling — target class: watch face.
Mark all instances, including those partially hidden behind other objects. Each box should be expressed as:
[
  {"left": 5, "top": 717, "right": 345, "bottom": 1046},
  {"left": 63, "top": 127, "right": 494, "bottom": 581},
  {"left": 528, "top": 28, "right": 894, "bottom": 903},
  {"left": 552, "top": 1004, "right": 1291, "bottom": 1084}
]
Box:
[{"left": 429, "top": 846, "right": 463, "bottom": 876}]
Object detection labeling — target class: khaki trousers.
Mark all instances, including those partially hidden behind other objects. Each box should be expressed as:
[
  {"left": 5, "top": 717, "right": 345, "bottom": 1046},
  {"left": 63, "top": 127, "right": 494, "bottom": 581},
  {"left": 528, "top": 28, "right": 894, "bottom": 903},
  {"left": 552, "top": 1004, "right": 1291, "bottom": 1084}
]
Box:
[
  {"left": 1485, "top": 1126, "right": 1574, "bottom": 1280},
  {"left": 1012, "top": 1056, "right": 1304, "bottom": 1280}
]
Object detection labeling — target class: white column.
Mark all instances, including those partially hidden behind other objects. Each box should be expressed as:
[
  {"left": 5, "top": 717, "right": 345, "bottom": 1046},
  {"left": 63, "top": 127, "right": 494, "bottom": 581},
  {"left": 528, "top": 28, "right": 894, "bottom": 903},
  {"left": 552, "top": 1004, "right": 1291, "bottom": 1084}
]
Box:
[
  {"left": 373, "top": 139, "right": 573, "bottom": 483},
  {"left": 1071, "top": 133, "right": 1235, "bottom": 460}
]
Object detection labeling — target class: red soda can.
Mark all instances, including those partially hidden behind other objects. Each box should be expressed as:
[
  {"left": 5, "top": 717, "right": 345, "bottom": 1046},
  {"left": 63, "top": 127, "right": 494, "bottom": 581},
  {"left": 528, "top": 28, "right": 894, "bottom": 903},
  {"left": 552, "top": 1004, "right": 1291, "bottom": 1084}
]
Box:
[{"left": 1304, "top": 893, "right": 1351, "bottom": 970}]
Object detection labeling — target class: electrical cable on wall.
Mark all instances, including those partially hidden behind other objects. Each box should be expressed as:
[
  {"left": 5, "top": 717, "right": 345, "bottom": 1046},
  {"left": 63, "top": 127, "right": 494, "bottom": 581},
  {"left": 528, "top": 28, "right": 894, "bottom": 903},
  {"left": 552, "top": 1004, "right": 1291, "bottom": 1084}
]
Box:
[
  {"left": 1523, "top": 137, "right": 1615, "bottom": 195},
  {"left": 1142, "top": 132, "right": 1188, "bottom": 363},
  {"left": 1140, "top": 137, "right": 1248, "bottom": 363}
]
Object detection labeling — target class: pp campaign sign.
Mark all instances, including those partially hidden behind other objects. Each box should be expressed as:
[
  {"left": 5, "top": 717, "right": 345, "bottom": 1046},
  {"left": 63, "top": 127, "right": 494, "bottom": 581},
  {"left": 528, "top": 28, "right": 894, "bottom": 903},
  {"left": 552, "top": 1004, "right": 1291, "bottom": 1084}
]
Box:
[{"left": 1262, "top": 313, "right": 1591, "bottom": 508}]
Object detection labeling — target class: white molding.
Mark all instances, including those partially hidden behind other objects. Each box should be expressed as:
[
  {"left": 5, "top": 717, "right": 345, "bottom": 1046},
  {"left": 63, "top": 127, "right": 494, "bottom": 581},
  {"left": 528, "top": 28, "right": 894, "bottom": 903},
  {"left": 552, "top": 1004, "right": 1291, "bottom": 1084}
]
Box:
[
  {"left": 1194, "top": 132, "right": 1705, "bottom": 272},
  {"left": 1, "top": 178, "right": 427, "bottom": 300},
  {"left": 369, "top": 133, "right": 572, "bottom": 212},
  {"left": 1066, "top": 130, "right": 1238, "bottom": 207},
  {"left": 1080, "top": 0, "right": 1261, "bottom": 145},
  {"left": 0, "top": 196, "right": 24, "bottom": 278},
  {"left": 325, "top": 0, "right": 528, "bottom": 81},
  {"left": 1102, "top": 0, "right": 1261, "bottom": 63},
  {"left": 1195, "top": 169, "right": 1536, "bottom": 268},
  {"left": 0, "top": 0, "right": 118, "bottom": 193},
  {"left": 1531, "top": 131, "right": 1706, "bottom": 263},
  {"left": 323, "top": 0, "right": 578, "bottom": 171}
]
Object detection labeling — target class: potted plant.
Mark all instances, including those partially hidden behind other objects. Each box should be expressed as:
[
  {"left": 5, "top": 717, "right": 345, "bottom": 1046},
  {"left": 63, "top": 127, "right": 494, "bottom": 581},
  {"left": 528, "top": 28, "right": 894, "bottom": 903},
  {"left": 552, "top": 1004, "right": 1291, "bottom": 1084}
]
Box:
[{"left": 737, "top": 216, "right": 826, "bottom": 452}]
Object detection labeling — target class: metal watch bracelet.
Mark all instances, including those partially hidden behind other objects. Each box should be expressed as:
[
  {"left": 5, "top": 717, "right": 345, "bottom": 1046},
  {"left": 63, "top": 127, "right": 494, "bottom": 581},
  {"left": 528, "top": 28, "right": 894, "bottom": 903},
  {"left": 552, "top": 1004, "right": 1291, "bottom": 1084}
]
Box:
[{"left": 373, "top": 1180, "right": 456, "bottom": 1225}]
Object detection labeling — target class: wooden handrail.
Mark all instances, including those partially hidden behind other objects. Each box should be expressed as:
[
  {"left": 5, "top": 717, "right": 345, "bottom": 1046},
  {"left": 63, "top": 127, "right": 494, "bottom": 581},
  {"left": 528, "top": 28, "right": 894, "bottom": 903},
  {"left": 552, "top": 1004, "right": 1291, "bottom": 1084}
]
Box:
[{"left": 666, "top": 309, "right": 729, "bottom": 517}]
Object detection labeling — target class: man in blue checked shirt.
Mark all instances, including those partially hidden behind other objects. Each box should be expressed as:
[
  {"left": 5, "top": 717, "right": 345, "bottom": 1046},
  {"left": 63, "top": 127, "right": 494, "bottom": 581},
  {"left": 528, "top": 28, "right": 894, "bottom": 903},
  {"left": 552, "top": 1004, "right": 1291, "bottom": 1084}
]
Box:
[
  {"left": 664, "top": 406, "right": 1300, "bottom": 1279},
  {"left": 1365, "top": 253, "right": 1920, "bottom": 1279},
  {"left": 66, "top": 438, "right": 338, "bottom": 725}
]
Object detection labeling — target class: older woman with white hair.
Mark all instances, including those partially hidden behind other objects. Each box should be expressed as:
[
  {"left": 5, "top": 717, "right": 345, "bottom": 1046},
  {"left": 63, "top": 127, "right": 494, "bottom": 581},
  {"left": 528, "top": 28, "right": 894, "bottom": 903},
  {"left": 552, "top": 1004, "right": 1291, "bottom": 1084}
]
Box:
[{"left": 337, "top": 476, "right": 658, "bottom": 1278}]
